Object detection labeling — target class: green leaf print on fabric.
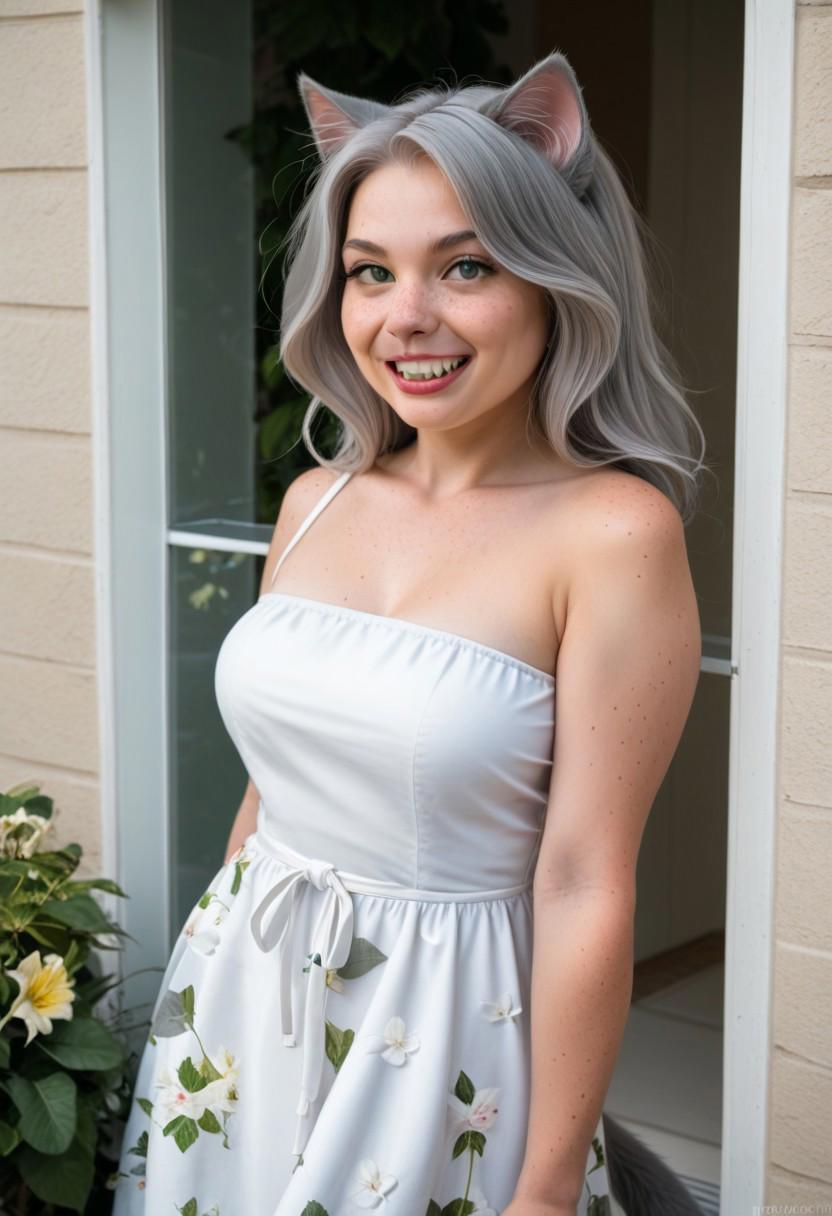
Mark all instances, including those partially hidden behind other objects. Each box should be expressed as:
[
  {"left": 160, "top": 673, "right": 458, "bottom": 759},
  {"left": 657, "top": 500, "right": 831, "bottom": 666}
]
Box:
[
  {"left": 452, "top": 1130, "right": 486, "bottom": 1160},
  {"left": 230, "top": 851, "right": 250, "bottom": 895},
  {"left": 197, "top": 1108, "right": 223, "bottom": 1134},
  {"left": 162, "top": 1114, "right": 200, "bottom": 1153},
  {"left": 176, "top": 1196, "right": 220, "bottom": 1215},
  {"left": 336, "top": 935, "right": 388, "bottom": 981},
  {"left": 184, "top": 845, "right": 251, "bottom": 955},
  {"left": 125, "top": 1128, "right": 147, "bottom": 1177},
  {"left": 584, "top": 1135, "right": 612, "bottom": 1213},
  {"left": 151, "top": 985, "right": 193, "bottom": 1039},
  {"left": 300, "top": 1202, "right": 328, "bottom": 1215},
  {"left": 324, "top": 1019, "right": 354, "bottom": 1072}
]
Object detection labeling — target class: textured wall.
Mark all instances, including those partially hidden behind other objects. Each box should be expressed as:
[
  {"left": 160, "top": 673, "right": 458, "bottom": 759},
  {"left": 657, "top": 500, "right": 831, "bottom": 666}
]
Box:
[
  {"left": 766, "top": 1, "right": 832, "bottom": 1207},
  {"left": 0, "top": 0, "right": 102, "bottom": 875}
]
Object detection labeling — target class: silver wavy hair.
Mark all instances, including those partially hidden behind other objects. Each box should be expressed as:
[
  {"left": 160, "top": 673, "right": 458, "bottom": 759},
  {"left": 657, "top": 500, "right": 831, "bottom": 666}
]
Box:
[{"left": 276, "top": 50, "right": 708, "bottom": 524}]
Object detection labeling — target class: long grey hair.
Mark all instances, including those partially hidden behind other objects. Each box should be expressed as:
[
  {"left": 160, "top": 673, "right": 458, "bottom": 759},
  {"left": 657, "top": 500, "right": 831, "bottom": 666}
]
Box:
[{"left": 277, "top": 50, "right": 708, "bottom": 524}]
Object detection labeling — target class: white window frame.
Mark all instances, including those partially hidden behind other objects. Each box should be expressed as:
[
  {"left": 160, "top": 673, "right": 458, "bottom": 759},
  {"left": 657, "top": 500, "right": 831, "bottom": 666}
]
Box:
[{"left": 86, "top": 0, "right": 794, "bottom": 1208}]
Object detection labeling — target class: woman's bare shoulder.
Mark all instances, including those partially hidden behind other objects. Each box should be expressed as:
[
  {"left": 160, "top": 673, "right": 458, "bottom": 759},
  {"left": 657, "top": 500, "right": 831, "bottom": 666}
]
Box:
[
  {"left": 559, "top": 466, "right": 684, "bottom": 557},
  {"left": 281, "top": 464, "right": 346, "bottom": 516}
]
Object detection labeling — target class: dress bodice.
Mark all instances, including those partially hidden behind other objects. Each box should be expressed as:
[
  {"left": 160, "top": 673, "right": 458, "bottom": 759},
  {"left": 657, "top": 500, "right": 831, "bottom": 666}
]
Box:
[{"left": 213, "top": 470, "right": 557, "bottom": 893}]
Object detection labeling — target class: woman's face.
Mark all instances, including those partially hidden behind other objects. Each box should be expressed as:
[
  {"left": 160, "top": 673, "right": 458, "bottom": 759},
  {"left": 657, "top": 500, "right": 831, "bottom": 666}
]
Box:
[{"left": 339, "top": 157, "right": 551, "bottom": 435}]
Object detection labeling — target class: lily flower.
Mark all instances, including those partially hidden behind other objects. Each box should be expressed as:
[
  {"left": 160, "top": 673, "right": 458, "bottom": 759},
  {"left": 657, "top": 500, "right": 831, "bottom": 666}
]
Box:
[
  {"left": 0, "top": 949, "right": 75, "bottom": 1045},
  {"left": 446, "top": 1086, "right": 501, "bottom": 1137}
]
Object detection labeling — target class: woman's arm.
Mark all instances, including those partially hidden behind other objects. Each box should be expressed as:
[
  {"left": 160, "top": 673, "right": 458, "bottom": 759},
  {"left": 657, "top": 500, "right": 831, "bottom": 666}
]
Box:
[
  {"left": 509, "top": 476, "right": 702, "bottom": 1213},
  {"left": 223, "top": 778, "right": 261, "bottom": 863}
]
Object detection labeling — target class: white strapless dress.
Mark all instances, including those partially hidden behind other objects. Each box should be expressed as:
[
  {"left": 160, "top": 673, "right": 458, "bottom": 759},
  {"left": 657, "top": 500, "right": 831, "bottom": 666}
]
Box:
[{"left": 112, "top": 470, "right": 624, "bottom": 1216}]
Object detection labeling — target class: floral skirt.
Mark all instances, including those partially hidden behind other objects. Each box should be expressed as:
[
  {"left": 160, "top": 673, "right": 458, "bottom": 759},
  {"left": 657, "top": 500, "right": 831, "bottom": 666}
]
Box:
[{"left": 111, "top": 828, "right": 622, "bottom": 1215}]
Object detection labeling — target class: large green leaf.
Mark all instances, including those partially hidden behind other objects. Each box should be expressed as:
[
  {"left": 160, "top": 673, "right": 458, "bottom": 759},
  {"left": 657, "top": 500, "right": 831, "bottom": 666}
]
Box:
[
  {"left": 34, "top": 1015, "right": 124, "bottom": 1072},
  {"left": 39, "top": 893, "right": 115, "bottom": 934},
  {"left": 16, "top": 1133, "right": 94, "bottom": 1212},
  {"left": 6, "top": 1071, "right": 77, "bottom": 1154},
  {"left": 0, "top": 1118, "right": 20, "bottom": 1156}
]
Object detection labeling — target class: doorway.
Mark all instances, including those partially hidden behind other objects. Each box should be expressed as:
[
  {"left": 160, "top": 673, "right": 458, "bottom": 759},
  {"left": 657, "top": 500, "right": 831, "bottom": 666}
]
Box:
[{"left": 489, "top": 3, "right": 745, "bottom": 1212}]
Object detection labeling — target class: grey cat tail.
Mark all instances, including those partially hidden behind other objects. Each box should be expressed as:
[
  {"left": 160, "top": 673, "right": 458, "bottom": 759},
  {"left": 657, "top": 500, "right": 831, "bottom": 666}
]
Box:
[{"left": 602, "top": 1112, "right": 706, "bottom": 1216}]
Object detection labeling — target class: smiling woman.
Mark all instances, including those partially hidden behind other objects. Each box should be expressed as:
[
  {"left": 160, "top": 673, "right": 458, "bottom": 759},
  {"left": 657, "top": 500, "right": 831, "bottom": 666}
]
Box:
[{"left": 113, "top": 47, "right": 706, "bottom": 1216}]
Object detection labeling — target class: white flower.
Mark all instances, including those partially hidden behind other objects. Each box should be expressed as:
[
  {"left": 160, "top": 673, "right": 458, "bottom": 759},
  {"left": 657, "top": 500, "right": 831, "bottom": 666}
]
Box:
[
  {"left": 480, "top": 991, "right": 522, "bottom": 1022},
  {"left": 155, "top": 1065, "right": 210, "bottom": 1121},
  {"left": 182, "top": 906, "right": 222, "bottom": 956},
  {"left": 362, "top": 1015, "right": 420, "bottom": 1066},
  {"left": 208, "top": 1045, "right": 239, "bottom": 1101},
  {"left": 155, "top": 1048, "right": 239, "bottom": 1123},
  {"left": 0, "top": 949, "right": 75, "bottom": 1045},
  {"left": 447, "top": 1086, "right": 501, "bottom": 1136},
  {"left": 352, "top": 1158, "right": 398, "bottom": 1207},
  {"left": 469, "top": 1183, "right": 499, "bottom": 1214},
  {"left": 155, "top": 1046, "right": 239, "bottom": 1123},
  {"left": 0, "top": 808, "right": 52, "bottom": 859}
]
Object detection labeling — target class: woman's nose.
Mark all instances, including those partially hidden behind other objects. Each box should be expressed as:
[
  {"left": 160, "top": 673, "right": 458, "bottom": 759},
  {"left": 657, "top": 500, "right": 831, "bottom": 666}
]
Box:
[{"left": 383, "top": 279, "right": 438, "bottom": 332}]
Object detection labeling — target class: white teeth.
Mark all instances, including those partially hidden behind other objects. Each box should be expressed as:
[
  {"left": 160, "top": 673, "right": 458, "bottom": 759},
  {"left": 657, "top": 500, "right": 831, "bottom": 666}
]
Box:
[{"left": 393, "top": 356, "right": 467, "bottom": 380}]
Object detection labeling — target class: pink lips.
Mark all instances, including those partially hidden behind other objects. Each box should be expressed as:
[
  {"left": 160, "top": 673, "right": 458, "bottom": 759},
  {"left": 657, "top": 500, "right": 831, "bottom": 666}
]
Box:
[{"left": 386, "top": 356, "right": 472, "bottom": 395}]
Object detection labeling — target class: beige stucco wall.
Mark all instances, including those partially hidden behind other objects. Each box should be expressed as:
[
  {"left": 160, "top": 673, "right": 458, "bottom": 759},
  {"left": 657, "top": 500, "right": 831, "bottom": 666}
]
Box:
[
  {"left": 0, "top": 0, "right": 101, "bottom": 875},
  {"left": 766, "top": 0, "right": 832, "bottom": 1207}
]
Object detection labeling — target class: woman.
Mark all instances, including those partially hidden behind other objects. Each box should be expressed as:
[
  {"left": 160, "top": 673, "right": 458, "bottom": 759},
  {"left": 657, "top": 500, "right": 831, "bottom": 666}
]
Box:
[{"left": 113, "top": 49, "right": 705, "bottom": 1216}]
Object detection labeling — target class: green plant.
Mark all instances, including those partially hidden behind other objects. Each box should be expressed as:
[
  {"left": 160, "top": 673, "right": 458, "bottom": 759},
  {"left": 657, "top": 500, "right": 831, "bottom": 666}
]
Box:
[{"left": 0, "top": 782, "right": 141, "bottom": 1215}]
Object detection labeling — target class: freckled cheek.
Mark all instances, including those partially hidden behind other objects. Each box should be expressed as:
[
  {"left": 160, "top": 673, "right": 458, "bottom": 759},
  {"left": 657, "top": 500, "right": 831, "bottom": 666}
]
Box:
[
  {"left": 340, "top": 299, "right": 381, "bottom": 358},
  {"left": 450, "top": 296, "right": 533, "bottom": 352}
]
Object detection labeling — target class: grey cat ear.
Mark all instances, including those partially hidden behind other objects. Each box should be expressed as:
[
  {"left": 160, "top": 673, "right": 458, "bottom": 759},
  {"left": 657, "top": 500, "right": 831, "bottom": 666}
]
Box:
[
  {"left": 297, "top": 72, "right": 391, "bottom": 160},
  {"left": 482, "top": 51, "right": 589, "bottom": 172}
]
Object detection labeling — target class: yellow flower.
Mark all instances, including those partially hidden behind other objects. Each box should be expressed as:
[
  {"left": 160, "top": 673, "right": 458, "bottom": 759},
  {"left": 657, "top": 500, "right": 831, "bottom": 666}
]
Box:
[{"left": 0, "top": 949, "right": 76, "bottom": 1045}]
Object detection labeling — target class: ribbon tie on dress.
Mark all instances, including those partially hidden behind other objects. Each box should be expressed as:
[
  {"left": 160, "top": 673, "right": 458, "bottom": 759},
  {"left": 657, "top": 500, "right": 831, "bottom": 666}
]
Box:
[{"left": 249, "top": 855, "right": 354, "bottom": 1158}]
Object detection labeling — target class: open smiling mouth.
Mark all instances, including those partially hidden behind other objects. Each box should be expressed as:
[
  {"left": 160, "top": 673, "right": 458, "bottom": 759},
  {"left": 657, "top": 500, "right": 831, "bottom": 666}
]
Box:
[{"left": 385, "top": 356, "right": 473, "bottom": 394}]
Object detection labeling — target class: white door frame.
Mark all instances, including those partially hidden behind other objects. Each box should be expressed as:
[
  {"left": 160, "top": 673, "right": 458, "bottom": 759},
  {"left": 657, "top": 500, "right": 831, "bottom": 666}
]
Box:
[
  {"left": 721, "top": 1, "right": 795, "bottom": 1211},
  {"left": 86, "top": 0, "right": 796, "bottom": 1207}
]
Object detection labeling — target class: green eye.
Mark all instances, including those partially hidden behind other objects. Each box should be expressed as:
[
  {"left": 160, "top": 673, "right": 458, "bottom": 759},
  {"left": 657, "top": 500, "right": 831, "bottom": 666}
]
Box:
[
  {"left": 450, "top": 257, "right": 490, "bottom": 280},
  {"left": 343, "top": 256, "right": 495, "bottom": 284}
]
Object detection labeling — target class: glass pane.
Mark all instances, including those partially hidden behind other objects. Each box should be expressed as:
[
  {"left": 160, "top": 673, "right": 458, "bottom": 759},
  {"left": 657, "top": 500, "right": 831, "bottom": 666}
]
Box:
[
  {"left": 164, "top": 0, "right": 257, "bottom": 528},
  {"left": 168, "top": 543, "right": 263, "bottom": 938}
]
